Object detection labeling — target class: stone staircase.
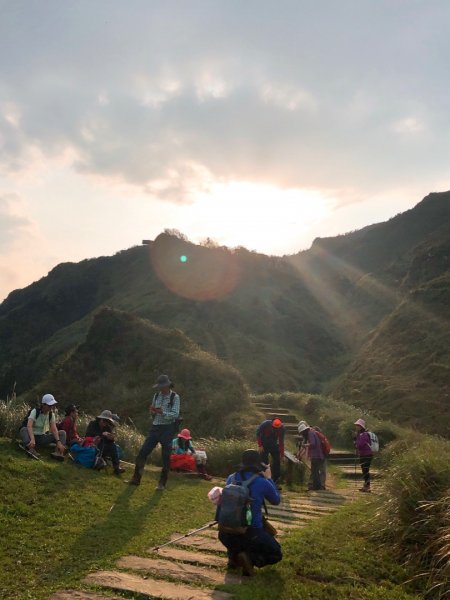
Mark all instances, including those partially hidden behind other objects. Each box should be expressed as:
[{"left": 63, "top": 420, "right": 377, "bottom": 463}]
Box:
[
  {"left": 50, "top": 487, "right": 351, "bottom": 600},
  {"left": 49, "top": 399, "right": 382, "bottom": 599}
]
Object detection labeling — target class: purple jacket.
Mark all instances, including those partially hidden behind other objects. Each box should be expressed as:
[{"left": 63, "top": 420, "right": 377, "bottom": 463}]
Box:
[
  {"left": 355, "top": 431, "right": 373, "bottom": 457},
  {"left": 307, "top": 430, "right": 324, "bottom": 460}
]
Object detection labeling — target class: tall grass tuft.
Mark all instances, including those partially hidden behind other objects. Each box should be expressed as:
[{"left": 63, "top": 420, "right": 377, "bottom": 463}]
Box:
[{"left": 376, "top": 436, "right": 450, "bottom": 597}]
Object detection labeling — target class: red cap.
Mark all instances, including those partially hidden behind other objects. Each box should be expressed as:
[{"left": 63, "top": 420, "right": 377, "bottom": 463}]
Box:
[{"left": 272, "top": 418, "right": 283, "bottom": 428}]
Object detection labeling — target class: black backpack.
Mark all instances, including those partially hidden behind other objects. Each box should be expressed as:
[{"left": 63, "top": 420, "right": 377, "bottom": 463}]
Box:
[
  {"left": 20, "top": 407, "right": 53, "bottom": 430},
  {"left": 152, "top": 391, "right": 183, "bottom": 432}
]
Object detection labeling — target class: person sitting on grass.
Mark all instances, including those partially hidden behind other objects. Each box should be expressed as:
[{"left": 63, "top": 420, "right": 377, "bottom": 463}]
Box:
[
  {"left": 353, "top": 418, "right": 373, "bottom": 493},
  {"left": 19, "top": 393, "right": 66, "bottom": 460},
  {"left": 218, "top": 449, "right": 282, "bottom": 576},
  {"left": 85, "top": 410, "right": 125, "bottom": 476},
  {"left": 171, "top": 428, "right": 212, "bottom": 481},
  {"left": 58, "top": 404, "right": 82, "bottom": 445}
]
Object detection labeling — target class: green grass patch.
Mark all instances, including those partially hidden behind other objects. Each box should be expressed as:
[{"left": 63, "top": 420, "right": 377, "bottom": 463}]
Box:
[
  {"left": 0, "top": 438, "right": 216, "bottom": 599},
  {"left": 222, "top": 500, "right": 424, "bottom": 600}
]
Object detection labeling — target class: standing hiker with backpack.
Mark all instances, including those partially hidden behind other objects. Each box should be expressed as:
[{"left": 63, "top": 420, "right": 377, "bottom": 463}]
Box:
[
  {"left": 353, "top": 418, "right": 378, "bottom": 493},
  {"left": 129, "top": 374, "right": 180, "bottom": 491},
  {"left": 256, "top": 418, "right": 286, "bottom": 487},
  {"left": 297, "top": 421, "right": 326, "bottom": 490},
  {"left": 19, "top": 394, "right": 66, "bottom": 460},
  {"left": 217, "top": 449, "right": 282, "bottom": 576}
]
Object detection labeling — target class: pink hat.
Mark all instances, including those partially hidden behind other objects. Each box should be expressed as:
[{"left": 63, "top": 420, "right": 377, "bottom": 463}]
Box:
[
  {"left": 178, "top": 428, "right": 192, "bottom": 440},
  {"left": 354, "top": 418, "right": 366, "bottom": 429}
]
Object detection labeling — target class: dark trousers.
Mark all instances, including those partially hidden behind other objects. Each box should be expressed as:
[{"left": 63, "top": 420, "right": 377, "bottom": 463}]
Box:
[
  {"left": 309, "top": 458, "right": 326, "bottom": 490},
  {"left": 98, "top": 439, "right": 120, "bottom": 467},
  {"left": 261, "top": 444, "right": 281, "bottom": 482},
  {"left": 134, "top": 424, "right": 174, "bottom": 484},
  {"left": 219, "top": 527, "right": 282, "bottom": 568},
  {"left": 360, "top": 456, "right": 372, "bottom": 485}
]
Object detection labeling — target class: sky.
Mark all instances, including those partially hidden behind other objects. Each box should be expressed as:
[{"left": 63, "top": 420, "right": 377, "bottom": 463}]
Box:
[{"left": 1, "top": 1, "right": 450, "bottom": 301}]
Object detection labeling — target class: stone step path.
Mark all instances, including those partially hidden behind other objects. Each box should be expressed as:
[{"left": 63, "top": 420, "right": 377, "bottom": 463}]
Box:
[
  {"left": 51, "top": 486, "right": 351, "bottom": 599},
  {"left": 50, "top": 396, "right": 382, "bottom": 598}
]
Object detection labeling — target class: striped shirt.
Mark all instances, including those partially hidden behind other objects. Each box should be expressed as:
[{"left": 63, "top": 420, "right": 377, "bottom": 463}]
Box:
[{"left": 151, "top": 391, "right": 180, "bottom": 426}]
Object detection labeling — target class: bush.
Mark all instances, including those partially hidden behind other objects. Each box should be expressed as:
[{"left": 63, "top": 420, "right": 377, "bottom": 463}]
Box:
[
  {"left": 0, "top": 398, "right": 30, "bottom": 439},
  {"left": 376, "top": 436, "right": 450, "bottom": 597}
]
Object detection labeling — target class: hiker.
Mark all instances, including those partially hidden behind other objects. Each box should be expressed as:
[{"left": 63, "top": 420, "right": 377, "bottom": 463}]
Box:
[
  {"left": 130, "top": 374, "right": 180, "bottom": 491},
  {"left": 217, "top": 449, "right": 282, "bottom": 576},
  {"left": 297, "top": 421, "right": 325, "bottom": 490},
  {"left": 58, "top": 404, "right": 82, "bottom": 445},
  {"left": 353, "top": 418, "right": 373, "bottom": 493},
  {"left": 256, "top": 418, "right": 286, "bottom": 486},
  {"left": 85, "top": 410, "right": 125, "bottom": 475},
  {"left": 19, "top": 394, "right": 66, "bottom": 460},
  {"left": 171, "top": 428, "right": 212, "bottom": 481}
]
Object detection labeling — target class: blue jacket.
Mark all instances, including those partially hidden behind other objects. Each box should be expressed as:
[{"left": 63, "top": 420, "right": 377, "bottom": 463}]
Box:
[{"left": 225, "top": 470, "right": 281, "bottom": 528}]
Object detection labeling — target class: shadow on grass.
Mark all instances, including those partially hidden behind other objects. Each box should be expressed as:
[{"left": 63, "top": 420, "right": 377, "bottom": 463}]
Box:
[{"left": 46, "top": 482, "right": 163, "bottom": 585}]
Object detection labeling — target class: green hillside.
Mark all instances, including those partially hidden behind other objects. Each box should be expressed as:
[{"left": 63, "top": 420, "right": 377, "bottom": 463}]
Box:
[
  {"left": 30, "top": 307, "right": 253, "bottom": 437},
  {"left": 0, "top": 234, "right": 345, "bottom": 398},
  {"left": 0, "top": 191, "right": 449, "bottom": 436}
]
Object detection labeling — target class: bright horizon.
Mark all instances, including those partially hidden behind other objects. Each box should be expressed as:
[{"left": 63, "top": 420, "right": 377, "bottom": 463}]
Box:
[{"left": 1, "top": 2, "right": 450, "bottom": 300}]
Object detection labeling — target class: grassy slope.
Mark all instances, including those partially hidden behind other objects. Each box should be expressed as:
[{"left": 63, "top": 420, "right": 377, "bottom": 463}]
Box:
[
  {"left": 223, "top": 501, "right": 422, "bottom": 600},
  {"left": 1, "top": 439, "right": 424, "bottom": 600},
  {"left": 30, "top": 306, "right": 255, "bottom": 438},
  {"left": 0, "top": 438, "right": 214, "bottom": 600}
]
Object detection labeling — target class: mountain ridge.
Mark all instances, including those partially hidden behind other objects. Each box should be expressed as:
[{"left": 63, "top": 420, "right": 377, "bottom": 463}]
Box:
[{"left": 1, "top": 191, "right": 449, "bottom": 435}]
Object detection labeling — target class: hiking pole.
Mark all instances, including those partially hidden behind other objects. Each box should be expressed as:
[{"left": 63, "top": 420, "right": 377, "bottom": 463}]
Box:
[{"left": 152, "top": 521, "right": 218, "bottom": 552}]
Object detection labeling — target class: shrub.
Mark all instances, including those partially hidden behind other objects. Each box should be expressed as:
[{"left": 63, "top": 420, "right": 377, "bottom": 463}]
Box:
[{"left": 376, "top": 436, "right": 450, "bottom": 597}]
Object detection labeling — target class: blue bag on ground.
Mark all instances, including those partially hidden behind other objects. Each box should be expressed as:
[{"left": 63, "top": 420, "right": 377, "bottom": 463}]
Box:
[{"left": 70, "top": 443, "right": 97, "bottom": 468}]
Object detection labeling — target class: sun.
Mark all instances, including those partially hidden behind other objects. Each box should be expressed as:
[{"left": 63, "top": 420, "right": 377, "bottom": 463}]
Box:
[{"left": 186, "top": 181, "right": 332, "bottom": 254}]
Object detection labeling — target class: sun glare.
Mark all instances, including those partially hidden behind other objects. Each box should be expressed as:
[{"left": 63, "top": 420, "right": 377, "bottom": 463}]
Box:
[{"left": 187, "top": 182, "right": 332, "bottom": 254}]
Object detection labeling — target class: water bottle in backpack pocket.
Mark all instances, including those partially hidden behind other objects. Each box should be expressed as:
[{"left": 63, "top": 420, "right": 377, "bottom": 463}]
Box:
[{"left": 217, "top": 473, "right": 258, "bottom": 535}]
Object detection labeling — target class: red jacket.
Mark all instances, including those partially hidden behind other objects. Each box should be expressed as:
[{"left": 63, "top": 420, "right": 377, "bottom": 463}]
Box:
[{"left": 58, "top": 416, "right": 81, "bottom": 444}]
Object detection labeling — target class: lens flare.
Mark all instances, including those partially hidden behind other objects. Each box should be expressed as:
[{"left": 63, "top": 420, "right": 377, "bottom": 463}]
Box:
[{"left": 151, "top": 234, "right": 241, "bottom": 301}]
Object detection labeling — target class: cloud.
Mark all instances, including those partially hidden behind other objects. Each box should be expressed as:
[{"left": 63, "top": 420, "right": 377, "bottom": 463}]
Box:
[
  {"left": 0, "top": 193, "right": 34, "bottom": 251},
  {"left": 0, "top": 0, "right": 449, "bottom": 203}
]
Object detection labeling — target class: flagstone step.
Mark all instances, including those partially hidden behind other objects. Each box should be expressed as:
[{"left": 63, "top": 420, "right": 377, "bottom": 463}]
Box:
[
  {"left": 50, "top": 593, "right": 122, "bottom": 600},
  {"left": 151, "top": 546, "right": 228, "bottom": 568},
  {"left": 269, "top": 508, "right": 329, "bottom": 521},
  {"left": 84, "top": 571, "right": 232, "bottom": 599},
  {"left": 171, "top": 535, "right": 226, "bottom": 553},
  {"left": 117, "top": 555, "right": 242, "bottom": 585}
]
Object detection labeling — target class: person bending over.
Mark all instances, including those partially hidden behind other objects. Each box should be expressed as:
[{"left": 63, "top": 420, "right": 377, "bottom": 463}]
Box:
[{"left": 85, "top": 410, "right": 124, "bottom": 476}]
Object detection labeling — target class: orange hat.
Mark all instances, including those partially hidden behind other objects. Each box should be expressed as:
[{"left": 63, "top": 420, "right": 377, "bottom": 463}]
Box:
[{"left": 272, "top": 418, "right": 283, "bottom": 428}]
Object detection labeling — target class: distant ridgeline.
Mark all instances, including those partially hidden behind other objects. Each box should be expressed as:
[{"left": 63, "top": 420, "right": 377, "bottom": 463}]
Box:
[{"left": 0, "top": 192, "right": 449, "bottom": 436}]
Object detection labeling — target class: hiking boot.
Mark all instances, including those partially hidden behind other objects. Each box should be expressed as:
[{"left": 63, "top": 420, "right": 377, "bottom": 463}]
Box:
[
  {"left": 128, "top": 477, "right": 141, "bottom": 486},
  {"left": 114, "top": 466, "right": 125, "bottom": 475},
  {"left": 51, "top": 452, "right": 64, "bottom": 462},
  {"left": 359, "top": 484, "right": 371, "bottom": 493},
  {"left": 156, "top": 482, "right": 165, "bottom": 491},
  {"left": 202, "top": 473, "right": 213, "bottom": 481},
  {"left": 237, "top": 552, "right": 254, "bottom": 577}
]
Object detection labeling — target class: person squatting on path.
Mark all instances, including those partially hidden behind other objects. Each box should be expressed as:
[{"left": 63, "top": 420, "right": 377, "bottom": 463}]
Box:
[
  {"left": 19, "top": 394, "right": 66, "bottom": 460},
  {"left": 256, "top": 418, "right": 285, "bottom": 485},
  {"left": 354, "top": 418, "right": 373, "bottom": 493},
  {"left": 171, "top": 428, "right": 212, "bottom": 481},
  {"left": 85, "top": 410, "right": 125, "bottom": 476},
  {"left": 297, "top": 421, "right": 326, "bottom": 490},
  {"left": 130, "top": 374, "right": 180, "bottom": 491},
  {"left": 218, "top": 449, "right": 282, "bottom": 576}
]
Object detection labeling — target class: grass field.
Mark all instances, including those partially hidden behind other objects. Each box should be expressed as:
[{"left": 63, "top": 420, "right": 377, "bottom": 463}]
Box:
[
  {"left": 1, "top": 436, "right": 428, "bottom": 600},
  {"left": 222, "top": 501, "right": 424, "bottom": 600},
  {"left": 0, "top": 438, "right": 215, "bottom": 599}
]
